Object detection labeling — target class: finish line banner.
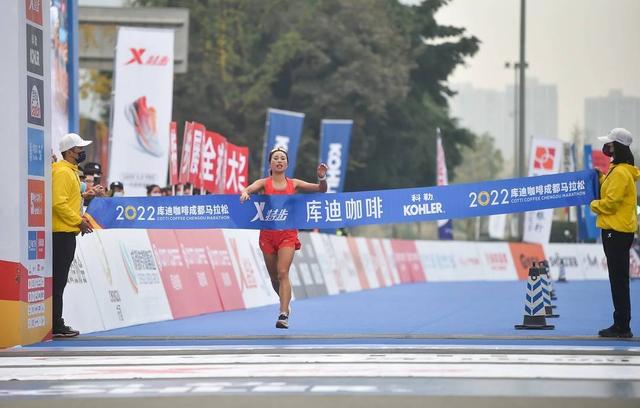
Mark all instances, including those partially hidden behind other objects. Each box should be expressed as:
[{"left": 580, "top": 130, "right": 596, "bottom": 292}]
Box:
[{"left": 86, "top": 170, "right": 597, "bottom": 230}]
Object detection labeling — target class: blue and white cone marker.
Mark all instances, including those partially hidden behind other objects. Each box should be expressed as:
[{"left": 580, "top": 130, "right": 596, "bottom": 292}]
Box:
[
  {"left": 540, "top": 267, "right": 559, "bottom": 318},
  {"left": 541, "top": 260, "right": 557, "bottom": 300},
  {"left": 558, "top": 261, "right": 568, "bottom": 283},
  {"left": 515, "top": 266, "right": 555, "bottom": 330}
]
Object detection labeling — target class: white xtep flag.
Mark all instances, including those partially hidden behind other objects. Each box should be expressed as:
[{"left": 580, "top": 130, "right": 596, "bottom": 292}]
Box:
[
  {"left": 523, "top": 138, "right": 564, "bottom": 244},
  {"left": 109, "top": 27, "right": 175, "bottom": 195}
]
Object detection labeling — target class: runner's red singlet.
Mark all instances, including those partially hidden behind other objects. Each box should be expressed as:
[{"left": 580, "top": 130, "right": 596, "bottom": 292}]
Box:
[{"left": 258, "top": 177, "right": 301, "bottom": 254}]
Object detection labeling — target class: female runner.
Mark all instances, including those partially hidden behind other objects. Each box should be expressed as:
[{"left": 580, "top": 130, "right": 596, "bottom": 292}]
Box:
[{"left": 240, "top": 147, "right": 327, "bottom": 328}]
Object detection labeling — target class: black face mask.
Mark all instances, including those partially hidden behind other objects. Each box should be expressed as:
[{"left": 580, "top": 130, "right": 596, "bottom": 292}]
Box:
[
  {"left": 76, "top": 151, "right": 87, "bottom": 163},
  {"left": 602, "top": 144, "right": 614, "bottom": 157}
]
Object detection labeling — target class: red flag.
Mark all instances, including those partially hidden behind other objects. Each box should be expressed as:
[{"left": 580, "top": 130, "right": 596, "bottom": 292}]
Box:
[
  {"left": 187, "top": 122, "right": 206, "bottom": 188},
  {"left": 169, "top": 122, "right": 179, "bottom": 186},
  {"left": 224, "top": 143, "right": 249, "bottom": 194},
  {"left": 201, "top": 131, "right": 228, "bottom": 193},
  {"left": 178, "top": 121, "right": 193, "bottom": 184}
]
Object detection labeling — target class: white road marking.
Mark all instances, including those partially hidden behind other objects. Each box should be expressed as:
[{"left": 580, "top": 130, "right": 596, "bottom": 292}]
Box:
[{"left": 1, "top": 353, "right": 639, "bottom": 381}]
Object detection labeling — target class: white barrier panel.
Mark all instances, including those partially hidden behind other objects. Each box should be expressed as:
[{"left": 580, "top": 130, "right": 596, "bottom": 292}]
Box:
[
  {"left": 222, "top": 229, "right": 279, "bottom": 308},
  {"left": 308, "top": 233, "right": 345, "bottom": 295},
  {"left": 78, "top": 230, "right": 171, "bottom": 330},
  {"left": 476, "top": 243, "right": 519, "bottom": 281},
  {"left": 174, "top": 230, "right": 224, "bottom": 313},
  {"left": 65, "top": 228, "right": 620, "bottom": 337},
  {"left": 415, "top": 241, "right": 484, "bottom": 281},
  {"left": 297, "top": 233, "right": 328, "bottom": 297},
  {"left": 62, "top": 243, "right": 106, "bottom": 334},
  {"left": 366, "top": 238, "right": 393, "bottom": 287},
  {"left": 329, "top": 235, "right": 362, "bottom": 292},
  {"left": 353, "top": 237, "right": 382, "bottom": 289},
  {"left": 288, "top": 262, "right": 308, "bottom": 300},
  {"left": 544, "top": 243, "right": 608, "bottom": 280},
  {"left": 380, "top": 239, "right": 401, "bottom": 285}
]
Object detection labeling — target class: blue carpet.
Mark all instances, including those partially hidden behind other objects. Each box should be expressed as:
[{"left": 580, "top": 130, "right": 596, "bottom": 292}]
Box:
[{"left": 29, "top": 280, "right": 640, "bottom": 349}]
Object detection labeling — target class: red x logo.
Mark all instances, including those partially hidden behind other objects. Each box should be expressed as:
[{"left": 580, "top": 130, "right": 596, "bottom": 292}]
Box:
[{"left": 125, "top": 48, "right": 146, "bottom": 65}]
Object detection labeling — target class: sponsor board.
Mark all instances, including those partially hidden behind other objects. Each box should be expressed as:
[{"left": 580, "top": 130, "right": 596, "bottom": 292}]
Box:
[
  {"left": 353, "top": 237, "right": 383, "bottom": 289},
  {"left": 146, "top": 229, "right": 216, "bottom": 319},
  {"left": 308, "top": 232, "right": 346, "bottom": 295},
  {"left": 380, "top": 239, "right": 401, "bottom": 285},
  {"left": 508, "top": 243, "right": 546, "bottom": 280},
  {"left": 296, "top": 233, "right": 328, "bottom": 297},
  {"left": 346, "top": 237, "right": 371, "bottom": 290},
  {"left": 27, "top": 128, "right": 45, "bottom": 177},
  {"left": 180, "top": 229, "right": 244, "bottom": 311},
  {"left": 27, "top": 76, "right": 44, "bottom": 126},
  {"left": 476, "top": 243, "right": 519, "bottom": 280},
  {"left": 26, "top": 23, "right": 43, "bottom": 76},
  {"left": 328, "top": 235, "right": 362, "bottom": 292},
  {"left": 222, "top": 229, "right": 279, "bottom": 308},
  {"left": 415, "top": 241, "right": 483, "bottom": 281},
  {"left": 27, "top": 231, "right": 45, "bottom": 260},
  {"left": 27, "top": 179, "right": 45, "bottom": 227},
  {"left": 26, "top": 0, "right": 44, "bottom": 25},
  {"left": 390, "top": 240, "right": 425, "bottom": 283},
  {"left": 366, "top": 238, "right": 392, "bottom": 287},
  {"left": 62, "top": 245, "right": 106, "bottom": 334},
  {"left": 543, "top": 243, "right": 607, "bottom": 280},
  {"left": 102, "top": 229, "right": 173, "bottom": 323},
  {"left": 174, "top": 230, "right": 224, "bottom": 314}
]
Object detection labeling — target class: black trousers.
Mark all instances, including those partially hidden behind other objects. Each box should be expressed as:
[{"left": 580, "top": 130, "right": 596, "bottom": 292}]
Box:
[
  {"left": 601, "top": 229, "right": 634, "bottom": 330},
  {"left": 52, "top": 232, "right": 76, "bottom": 329}
]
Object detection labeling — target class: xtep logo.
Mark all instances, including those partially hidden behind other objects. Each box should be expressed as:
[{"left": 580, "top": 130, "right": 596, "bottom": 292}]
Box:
[
  {"left": 251, "top": 202, "right": 266, "bottom": 222},
  {"left": 250, "top": 202, "right": 289, "bottom": 222},
  {"left": 125, "top": 48, "right": 170, "bottom": 66},
  {"left": 533, "top": 146, "right": 556, "bottom": 170}
]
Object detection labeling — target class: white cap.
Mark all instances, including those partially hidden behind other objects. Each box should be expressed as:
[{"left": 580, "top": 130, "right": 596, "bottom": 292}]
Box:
[
  {"left": 598, "top": 128, "right": 633, "bottom": 146},
  {"left": 59, "top": 133, "right": 92, "bottom": 152}
]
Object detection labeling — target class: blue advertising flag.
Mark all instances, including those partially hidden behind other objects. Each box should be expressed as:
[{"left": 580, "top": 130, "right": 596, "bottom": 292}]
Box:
[
  {"left": 435, "top": 130, "right": 453, "bottom": 240},
  {"left": 87, "top": 170, "right": 598, "bottom": 231},
  {"left": 319, "top": 119, "right": 353, "bottom": 193},
  {"left": 578, "top": 144, "right": 599, "bottom": 241},
  {"left": 262, "top": 108, "right": 305, "bottom": 178}
]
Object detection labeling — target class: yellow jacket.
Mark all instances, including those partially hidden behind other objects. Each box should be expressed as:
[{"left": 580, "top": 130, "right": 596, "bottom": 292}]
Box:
[
  {"left": 590, "top": 163, "right": 639, "bottom": 233},
  {"left": 52, "top": 160, "right": 83, "bottom": 233}
]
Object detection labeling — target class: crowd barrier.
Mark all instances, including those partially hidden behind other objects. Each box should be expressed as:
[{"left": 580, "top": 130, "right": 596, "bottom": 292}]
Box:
[{"left": 63, "top": 229, "right": 615, "bottom": 334}]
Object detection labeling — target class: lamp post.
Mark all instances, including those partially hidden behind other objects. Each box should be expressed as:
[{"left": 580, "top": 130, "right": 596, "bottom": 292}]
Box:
[{"left": 505, "top": 61, "right": 528, "bottom": 179}]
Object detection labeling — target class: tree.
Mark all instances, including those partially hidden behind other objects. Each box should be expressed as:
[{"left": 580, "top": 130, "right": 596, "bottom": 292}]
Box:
[{"left": 134, "top": 0, "right": 479, "bottom": 189}]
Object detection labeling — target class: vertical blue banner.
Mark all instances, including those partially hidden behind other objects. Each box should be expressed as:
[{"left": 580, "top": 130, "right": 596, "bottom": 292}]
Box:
[
  {"left": 262, "top": 108, "right": 305, "bottom": 178},
  {"left": 578, "top": 144, "right": 599, "bottom": 241},
  {"left": 319, "top": 119, "right": 353, "bottom": 193},
  {"left": 436, "top": 130, "right": 453, "bottom": 240}
]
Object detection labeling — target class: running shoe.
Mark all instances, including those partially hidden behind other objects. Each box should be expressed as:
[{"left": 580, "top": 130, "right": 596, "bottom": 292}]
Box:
[
  {"left": 52, "top": 324, "right": 80, "bottom": 338},
  {"left": 125, "top": 96, "right": 162, "bottom": 157},
  {"left": 275, "top": 313, "right": 289, "bottom": 329},
  {"left": 598, "top": 325, "right": 633, "bottom": 338}
]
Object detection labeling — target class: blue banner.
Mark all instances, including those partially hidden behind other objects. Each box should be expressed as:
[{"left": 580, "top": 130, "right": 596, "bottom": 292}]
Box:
[
  {"left": 87, "top": 171, "right": 598, "bottom": 231},
  {"left": 578, "top": 145, "right": 600, "bottom": 241},
  {"left": 262, "top": 108, "right": 305, "bottom": 178},
  {"left": 319, "top": 119, "right": 353, "bottom": 193}
]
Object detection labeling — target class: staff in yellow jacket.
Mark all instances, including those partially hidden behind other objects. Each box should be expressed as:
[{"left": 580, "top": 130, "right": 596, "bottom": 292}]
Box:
[
  {"left": 52, "top": 133, "right": 94, "bottom": 338},
  {"left": 590, "top": 128, "right": 638, "bottom": 339}
]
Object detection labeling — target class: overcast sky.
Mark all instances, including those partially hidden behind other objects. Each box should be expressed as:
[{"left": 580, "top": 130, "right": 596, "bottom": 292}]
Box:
[
  {"left": 82, "top": 0, "right": 640, "bottom": 140},
  {"left": 435, "top": 0, "right": 640, "bottom": 140}
]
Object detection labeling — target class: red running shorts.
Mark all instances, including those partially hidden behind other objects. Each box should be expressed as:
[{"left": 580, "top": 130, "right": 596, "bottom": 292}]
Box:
[{"left": 259, "top": 230, "right": 301, "bottom": 254}]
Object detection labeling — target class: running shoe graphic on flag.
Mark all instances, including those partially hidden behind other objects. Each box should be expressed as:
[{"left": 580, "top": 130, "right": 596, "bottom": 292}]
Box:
[{"left": 126, "top": 96, "right": 163, "bottom": 157}]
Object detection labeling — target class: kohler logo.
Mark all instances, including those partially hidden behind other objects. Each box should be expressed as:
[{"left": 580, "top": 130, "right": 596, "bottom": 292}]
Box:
[{"left": 326, "top": 143, "right": 342, "bottom": 193}]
